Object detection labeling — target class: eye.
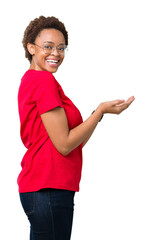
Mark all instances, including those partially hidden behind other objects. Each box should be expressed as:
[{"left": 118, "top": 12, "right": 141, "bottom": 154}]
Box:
[
  {"left": 57, "top": 46, "right": 66, "bottom": 51},
  {"left": 58, "top": 47, "right": 64, "bottom": 51},
  {"left": 44, "top": 45, "right": 53, "bottom": 50}
]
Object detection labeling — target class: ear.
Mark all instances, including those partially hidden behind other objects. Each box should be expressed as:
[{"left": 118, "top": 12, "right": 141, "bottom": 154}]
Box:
[{"left": 27, "top": 43, "right": 35, "bottom": 56}]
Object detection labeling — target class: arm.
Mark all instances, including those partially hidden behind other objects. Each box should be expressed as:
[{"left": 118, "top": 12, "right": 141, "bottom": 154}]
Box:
[
  {"left": 83, "top": 96, "right": 135, "bottom": 147},
  {"left": 40, "top": 96, "right": 135, "bottom": 156},
  {"left": 83, "top": 112, "right": 103, "bottom": 147},
  {"left": 82, "top": 126, "right": 98, "bottom": 148},
  {"left": 40, "top": 105, "right": 102, "bottom": 156}
]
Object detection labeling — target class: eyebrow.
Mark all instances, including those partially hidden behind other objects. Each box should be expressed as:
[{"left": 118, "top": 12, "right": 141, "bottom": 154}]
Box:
[{"left": 44, "top": 41, "right": 65, "bottom": 45}]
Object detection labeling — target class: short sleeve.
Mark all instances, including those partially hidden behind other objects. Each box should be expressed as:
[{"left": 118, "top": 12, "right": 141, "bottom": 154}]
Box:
[{"left": 31, "top": 71, "right": 63, "bottom": 115}]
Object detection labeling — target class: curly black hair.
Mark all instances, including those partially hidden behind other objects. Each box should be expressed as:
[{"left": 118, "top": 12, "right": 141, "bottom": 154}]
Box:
[{"left": 22, "top": 16, "right": 68, "bottom": 62}]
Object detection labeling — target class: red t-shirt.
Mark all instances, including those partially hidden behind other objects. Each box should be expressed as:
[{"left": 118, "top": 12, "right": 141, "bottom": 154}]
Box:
[{"left": 17, "top": 69, "right": 83, "bottom": 193}]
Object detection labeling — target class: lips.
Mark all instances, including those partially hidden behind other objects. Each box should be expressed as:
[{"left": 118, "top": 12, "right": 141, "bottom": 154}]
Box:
[{"left": 46, "top": 58, "right": 59, "bottom": 66}]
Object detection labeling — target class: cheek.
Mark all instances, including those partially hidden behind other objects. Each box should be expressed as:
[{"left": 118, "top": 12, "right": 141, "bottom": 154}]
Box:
[
  {"left": 35, "top": 50, "right": 45, "bottom": 60},
  {"left": 60, "top": 56, "right": 64, "bottom": 64},
  {"left": 35, "top": 55, "right": 46, "bottom": 67}
]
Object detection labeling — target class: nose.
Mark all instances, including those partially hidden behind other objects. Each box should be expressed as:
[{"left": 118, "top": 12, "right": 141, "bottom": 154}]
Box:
[{"left": 51, "top": 47, "right": 60, "bottom": 56}]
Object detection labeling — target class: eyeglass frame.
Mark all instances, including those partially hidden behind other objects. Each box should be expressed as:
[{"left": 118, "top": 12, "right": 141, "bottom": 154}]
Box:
[{"left": 33, "top": 41, "right": 68, "bottom": 55}]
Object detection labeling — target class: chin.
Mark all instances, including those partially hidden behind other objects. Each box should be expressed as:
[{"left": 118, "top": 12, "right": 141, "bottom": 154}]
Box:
[
  {"left": 48, "top": 67, "right": 59, "bottom": 73},
  {"left": 40, "top": 66, "right": 59, "bottom": 73},
  {"left": 45, "top": 64, "right": 61, "bottom": 73}
]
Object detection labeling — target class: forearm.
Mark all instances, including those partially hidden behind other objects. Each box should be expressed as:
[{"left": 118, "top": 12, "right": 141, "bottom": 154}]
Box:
[
  {"left": 65, "top": 97, "right": 134, "bottom": 154},
  {"left": 65, "top": 107, "right": 103, "bottom": 154},
  {"left": 41, "top": 97, "right": 134, "bottom": 156},
  {"left": 82, "top": 126, "right": 97, "bottom": 147},
  {"left": 83, "top": 111, "right": 104, "bottom": 147}
]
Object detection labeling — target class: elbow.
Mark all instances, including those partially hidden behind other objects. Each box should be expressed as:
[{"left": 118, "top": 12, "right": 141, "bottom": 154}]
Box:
[
  {"left": 60, "top": 148, "right": 70, "bottom": 156},
  {"left": 58, "top": 146, "right": 70, "bottom": 156},
  {"left": 61, "top": 151, "right": 69, "bottom": 157},
  {"left": 51, "top": 139, "right": 71, "bottom": 156}
]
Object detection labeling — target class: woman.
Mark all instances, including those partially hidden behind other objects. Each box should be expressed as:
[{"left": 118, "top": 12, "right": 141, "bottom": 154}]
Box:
[{"left": 17, "top": 16, "right": 135, "bottom": 240}]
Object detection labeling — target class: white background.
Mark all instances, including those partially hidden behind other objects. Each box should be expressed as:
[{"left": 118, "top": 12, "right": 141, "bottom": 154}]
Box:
[{"left": 0, "top": 0, "right": 152, "bottom": 239}]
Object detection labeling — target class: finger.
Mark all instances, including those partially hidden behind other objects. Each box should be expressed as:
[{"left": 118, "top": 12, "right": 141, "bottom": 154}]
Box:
[
  {"left": 113, "top": 99, "right": 125, "bottom": 106},
  {"left": 126, "top": 96, "right": 135, "bottom": 104},
  {"left": 116, "top": 96, "right": 135, "bottom": 107},
  {"left": 117, "top": 96, "right": 135, "bottom": 113}
]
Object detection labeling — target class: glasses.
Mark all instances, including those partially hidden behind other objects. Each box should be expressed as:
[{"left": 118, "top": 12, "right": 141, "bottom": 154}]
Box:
[{"left": 33, "top": 41, "right": 68, "bottom": 55}]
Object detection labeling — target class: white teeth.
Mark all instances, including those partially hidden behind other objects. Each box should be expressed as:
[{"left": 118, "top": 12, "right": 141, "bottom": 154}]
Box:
[{"left": 46, "top": 60, "right": 58, "bottom": 63}]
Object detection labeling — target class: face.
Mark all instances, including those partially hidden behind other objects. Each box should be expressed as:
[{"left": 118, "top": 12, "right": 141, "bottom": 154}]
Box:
[{"left": 27, "top": 29, "right": 66, "bottom": 73}]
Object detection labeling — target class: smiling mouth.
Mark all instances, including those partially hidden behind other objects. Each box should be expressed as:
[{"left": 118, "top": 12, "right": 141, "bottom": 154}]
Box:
[{"left": 46, "top": 59, "right": 59, "bottom": 65}]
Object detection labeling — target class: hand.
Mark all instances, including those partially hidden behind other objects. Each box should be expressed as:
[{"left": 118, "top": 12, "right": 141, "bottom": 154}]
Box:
[{"left": 99, "top": 96, "right": 135, "bottom": 115}]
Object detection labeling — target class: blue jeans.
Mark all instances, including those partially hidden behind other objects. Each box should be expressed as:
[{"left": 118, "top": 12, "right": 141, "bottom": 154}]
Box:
[{"left": 19, "top": 188, "right": 75, "bottom": 240}]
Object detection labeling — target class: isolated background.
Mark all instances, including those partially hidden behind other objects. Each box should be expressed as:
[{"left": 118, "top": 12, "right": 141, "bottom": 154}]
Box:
[{"left": 0, "top": 0, "right": 151, "bottom": 239}]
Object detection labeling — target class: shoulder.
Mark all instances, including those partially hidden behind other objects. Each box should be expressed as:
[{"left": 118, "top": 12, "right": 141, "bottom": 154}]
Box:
[
  {"left": 23, "top": 69, "right": 55, "bottom": 81},
  {"left": 22, "top": 70, "right": 58, "bottom": 87}
]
